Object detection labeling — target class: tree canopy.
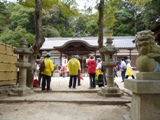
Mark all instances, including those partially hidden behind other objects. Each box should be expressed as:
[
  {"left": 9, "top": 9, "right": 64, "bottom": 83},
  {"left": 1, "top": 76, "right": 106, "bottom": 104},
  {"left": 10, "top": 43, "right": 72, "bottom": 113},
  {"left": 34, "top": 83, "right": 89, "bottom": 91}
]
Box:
[{"left": 0, "top": 0, "right": 159, "bottom": 47}]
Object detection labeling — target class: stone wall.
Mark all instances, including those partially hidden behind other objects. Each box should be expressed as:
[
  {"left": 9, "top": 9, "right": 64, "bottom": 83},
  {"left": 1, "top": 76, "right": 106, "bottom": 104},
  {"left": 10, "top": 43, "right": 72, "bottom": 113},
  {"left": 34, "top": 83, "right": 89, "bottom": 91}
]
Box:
[{"left": 0, "top": 42, "right": 17, "bottom": 86}]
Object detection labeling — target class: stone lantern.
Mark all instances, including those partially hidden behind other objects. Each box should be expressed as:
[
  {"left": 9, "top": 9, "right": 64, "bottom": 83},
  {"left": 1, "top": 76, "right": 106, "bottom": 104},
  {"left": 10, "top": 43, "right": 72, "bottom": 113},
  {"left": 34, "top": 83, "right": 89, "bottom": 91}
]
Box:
[
  {"left": 12, "top": 38, "right": 34, "bottom": 96},
  {"left": 97, "top": 38, "right": 123, "bottom": 97}
]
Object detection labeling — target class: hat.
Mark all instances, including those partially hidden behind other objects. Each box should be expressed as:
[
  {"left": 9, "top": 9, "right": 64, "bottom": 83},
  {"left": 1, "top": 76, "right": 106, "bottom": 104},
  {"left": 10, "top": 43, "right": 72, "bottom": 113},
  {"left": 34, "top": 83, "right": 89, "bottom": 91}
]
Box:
[
  {"left": 97, "top": 58, "right": 102, "bottom": 61},
  {"left": 72, "top": 55, "right": 77, "bottom": 58},
  {"left": 126, "top": 59, "right": 131, "bottom": 63},
  {"left": 46, "top": 52, "right": 51, "bottom": 57},
  {"left": 75, "top": 55, "right": 80, "bottom": 58}
]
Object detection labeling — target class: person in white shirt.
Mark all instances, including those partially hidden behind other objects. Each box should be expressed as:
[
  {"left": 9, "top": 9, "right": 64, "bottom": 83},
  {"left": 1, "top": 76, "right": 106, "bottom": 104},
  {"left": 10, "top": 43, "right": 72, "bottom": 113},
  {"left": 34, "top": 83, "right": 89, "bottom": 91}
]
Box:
[
  {"left": 120, "top": 58, "right": 127, "bottom": 82},
  {"left": 96, "top": 58, "right": 105, "bottom": 87}
]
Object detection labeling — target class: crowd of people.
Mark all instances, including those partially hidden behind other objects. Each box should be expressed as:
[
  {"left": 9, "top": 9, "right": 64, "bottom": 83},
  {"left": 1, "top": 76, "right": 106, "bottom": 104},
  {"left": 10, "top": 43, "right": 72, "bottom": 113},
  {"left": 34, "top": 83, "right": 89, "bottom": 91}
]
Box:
[{"left": 35, "top": 53, "right": 136, "bottom": 91}]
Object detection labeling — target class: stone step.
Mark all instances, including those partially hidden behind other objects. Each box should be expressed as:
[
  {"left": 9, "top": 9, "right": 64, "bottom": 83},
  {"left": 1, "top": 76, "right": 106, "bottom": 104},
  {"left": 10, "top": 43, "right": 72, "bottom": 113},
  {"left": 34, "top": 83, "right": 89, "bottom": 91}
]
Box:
[{"left": 0, "top": 91, "right": 131, "bottom": 105}]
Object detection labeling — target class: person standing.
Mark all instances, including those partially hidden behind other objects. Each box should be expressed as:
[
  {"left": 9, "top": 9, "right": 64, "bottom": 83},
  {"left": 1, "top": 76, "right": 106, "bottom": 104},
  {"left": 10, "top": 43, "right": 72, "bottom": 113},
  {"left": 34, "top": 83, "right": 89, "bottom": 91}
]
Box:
[
  {"left": 61, "top": 64, "right": 67, "bottom": 77},
  {"left": 67, "top": 55, "right": 80, "bottom": 89},
  {"left": 113, "top": 66, "right": 118, "bottom": 78},
  {"left": 125, "top": 59, "right": 135, "bottom": 79},
  {"left": 75, "top": 55, "right": 81, "bottom": 86},
  {"left": 86, "top": 56, "right": 96, "bottom": 89},
  {"left": 96, "top": 58, "right": 104, "bottom": 87},
  {"left": 41, "top": 52, "right": 54, "bottom": 91},
  {"left": 120, "top": 58, "right": 127, "bottom": 82},
  {"left": 38, "top": 56, "right": 44, "bottom": 87},
  {"left": 101, "top": 65, "right": 107, "bottom": 85}
]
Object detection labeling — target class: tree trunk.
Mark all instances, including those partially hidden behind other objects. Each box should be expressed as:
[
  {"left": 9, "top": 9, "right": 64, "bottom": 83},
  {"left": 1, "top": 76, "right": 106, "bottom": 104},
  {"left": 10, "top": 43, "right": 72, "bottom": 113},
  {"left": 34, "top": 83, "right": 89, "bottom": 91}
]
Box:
[
  {"left": 26, "top": 0, "right": 45, "bottom": 88},
  {"left": 98, "top": 0, "right": 104, "bottom": 48}
]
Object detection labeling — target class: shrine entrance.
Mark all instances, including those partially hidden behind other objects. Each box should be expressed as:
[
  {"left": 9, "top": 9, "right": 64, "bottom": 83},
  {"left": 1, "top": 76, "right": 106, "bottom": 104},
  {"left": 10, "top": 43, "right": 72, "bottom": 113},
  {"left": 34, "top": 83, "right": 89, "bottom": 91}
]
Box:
[{"left": 54, "top": 39, "right": 99, "bottom": 72}]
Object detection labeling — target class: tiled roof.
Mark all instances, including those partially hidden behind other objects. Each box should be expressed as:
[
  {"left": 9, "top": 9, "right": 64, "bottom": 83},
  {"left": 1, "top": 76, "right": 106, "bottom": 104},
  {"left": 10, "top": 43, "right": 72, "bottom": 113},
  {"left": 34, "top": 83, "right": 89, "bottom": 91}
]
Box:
[{"left": 40, "top": 36, "right": 135, "bottom": 50}]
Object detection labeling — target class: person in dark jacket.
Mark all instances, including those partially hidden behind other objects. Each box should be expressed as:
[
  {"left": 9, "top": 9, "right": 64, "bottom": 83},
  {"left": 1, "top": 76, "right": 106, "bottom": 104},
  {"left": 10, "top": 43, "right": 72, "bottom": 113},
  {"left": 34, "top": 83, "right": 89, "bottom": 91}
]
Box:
[{"left": 86, "top": 56, "right": 97, "bottom": 89}]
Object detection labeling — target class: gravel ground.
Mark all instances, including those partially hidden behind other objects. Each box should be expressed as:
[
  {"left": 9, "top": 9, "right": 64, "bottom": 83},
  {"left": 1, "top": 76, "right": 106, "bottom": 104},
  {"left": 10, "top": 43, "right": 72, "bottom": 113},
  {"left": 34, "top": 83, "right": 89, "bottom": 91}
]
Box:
[
  {"left": 0, "top": 102, "right": 129, "bottom": 120},
  {"left": 0, "top": 76, "right": 132, "bottom": 120}
]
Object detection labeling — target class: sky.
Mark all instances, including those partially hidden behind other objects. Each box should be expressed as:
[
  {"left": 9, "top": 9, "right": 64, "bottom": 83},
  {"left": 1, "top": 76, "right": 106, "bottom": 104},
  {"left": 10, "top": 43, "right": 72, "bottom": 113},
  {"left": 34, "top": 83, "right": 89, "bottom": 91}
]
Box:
[
  {"left": 6, "top": 0, "right": 97, "bottom": 9},
  {"left": 75, "top": 0, "right": 97, "bottom": 9},
  {"left": 75, "top": 0, "right": 97, "bottom": 13},
  {"left": 6, "top": 0, "right": 98, "bottom": 13}
]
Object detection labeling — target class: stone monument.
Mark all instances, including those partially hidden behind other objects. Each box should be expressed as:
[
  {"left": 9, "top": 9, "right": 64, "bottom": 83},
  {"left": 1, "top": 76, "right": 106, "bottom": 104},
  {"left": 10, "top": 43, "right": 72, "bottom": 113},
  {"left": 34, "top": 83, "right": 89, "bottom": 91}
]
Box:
[
  {"left": 11, "top": 38, "right": 34, "bottom": 96},
  {"left": 124, "top": 30, "right": 160, "bottom": 120},
  {"left": 97, "top": 37, "right": 123, "bottom": 97}
]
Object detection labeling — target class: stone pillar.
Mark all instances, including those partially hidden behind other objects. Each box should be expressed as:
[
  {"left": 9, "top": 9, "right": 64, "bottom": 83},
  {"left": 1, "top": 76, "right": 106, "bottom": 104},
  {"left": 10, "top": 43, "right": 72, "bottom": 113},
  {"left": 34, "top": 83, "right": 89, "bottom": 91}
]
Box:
[
  {"left": 19, "top": 68, "right": 27, "bottom": 88},
  {"left": 107, "top": 67, "right": 114, "bottom": 87},
  {"left": 97, "top": 38, "right": 123, "bottom": 97}
]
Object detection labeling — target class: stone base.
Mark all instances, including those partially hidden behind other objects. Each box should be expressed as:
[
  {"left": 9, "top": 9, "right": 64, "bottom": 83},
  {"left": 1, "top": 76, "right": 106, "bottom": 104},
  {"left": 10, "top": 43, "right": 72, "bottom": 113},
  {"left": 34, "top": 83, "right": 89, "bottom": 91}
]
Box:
[
  {"left": 136, "top": 72, "right": 160, "bottom": 80},
  {"left": 97, "top": 90, "right": 123, "bottom": 97},
  {"left": 97, "top": 86, "right": 123, "bottom": 97},
  {"left": 124, "top": 79, "right": 160, "bottom": 120},
  {"left": 10, "top": 86, "right": 34, "bottom": 96},
  {"left": 123, "top": 115, "right": 132, "bottom": 120}
]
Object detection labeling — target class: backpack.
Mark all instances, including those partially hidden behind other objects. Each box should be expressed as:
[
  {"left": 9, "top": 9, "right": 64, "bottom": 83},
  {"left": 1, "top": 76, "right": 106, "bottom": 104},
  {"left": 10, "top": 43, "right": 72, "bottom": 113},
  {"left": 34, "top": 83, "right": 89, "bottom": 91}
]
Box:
[
  {"left": 101, "top": 65, "right": 106, "bottom": 72},
  {"left": 39, "top": 61, "right": 45, "bottom": 72}
]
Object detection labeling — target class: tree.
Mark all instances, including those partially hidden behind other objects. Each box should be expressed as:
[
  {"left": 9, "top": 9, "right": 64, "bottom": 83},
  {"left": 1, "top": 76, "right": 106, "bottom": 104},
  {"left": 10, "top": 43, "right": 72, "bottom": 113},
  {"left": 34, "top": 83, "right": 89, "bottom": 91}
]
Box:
[
  {"left": 97, "top": 0, "right": 119, "bottom": 49},
  {"left": 0, "top": 3, "right": 35, "bottom": 47},
  {"left": 113, "top": 8, "right": 135, "bottom": 36},
  {"left": 17, "top": 0, "right": 78, "bottom": 88},
  {"left": 98, "top": 0, "right": 104, "bottom": 48},
  {"left": 126, "top": 0, "right": 152, "bottom": 34},
  {"left": 141, "top": 0, "right": 160, "bottom": 29},
  {"left": 0, "top": 26, "right": 35, "bottom": 47},
  {"left": 0, "top": 2, "right": 7, "bottom": 33}
]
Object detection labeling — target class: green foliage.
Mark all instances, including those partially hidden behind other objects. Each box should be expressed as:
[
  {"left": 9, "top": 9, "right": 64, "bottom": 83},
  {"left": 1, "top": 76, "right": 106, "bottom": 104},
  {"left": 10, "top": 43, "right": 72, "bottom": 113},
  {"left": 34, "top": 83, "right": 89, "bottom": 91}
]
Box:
[
  {"left": 127, "top": 0, "right": 152, "bottom": 7},
  {"left": 102, "top": 0, "right": 119, "bottom": 36},
  {"left": 43, "top": 25, "right": 60, "bottom": 37},
  {"left": 0, "top": 26, "right": 35, "bottom": 47},
  {"left": 18, "top": 0, "right": 59, "bottom": 9},
  {"left": 9, "top": 5, "right": 34, "bottom": 30},
  {"left": 141, "top": 0, "right": 160, "bottom": 29},
  {"left": 113, "top": 9, "right": 135, "bottom": 36},
  {"left": 0, "top": 0, "right": 160, "bottom": 40},
  {"left": 0, "top": 2, "right": 8, "bottom": 33}
]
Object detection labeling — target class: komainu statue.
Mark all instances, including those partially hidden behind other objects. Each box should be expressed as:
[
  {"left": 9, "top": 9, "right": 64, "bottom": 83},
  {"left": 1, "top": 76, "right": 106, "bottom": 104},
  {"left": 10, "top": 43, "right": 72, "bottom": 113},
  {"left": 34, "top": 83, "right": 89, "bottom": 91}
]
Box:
[{"left": 135, "top": 30, "right": 160, "bottom": 72}]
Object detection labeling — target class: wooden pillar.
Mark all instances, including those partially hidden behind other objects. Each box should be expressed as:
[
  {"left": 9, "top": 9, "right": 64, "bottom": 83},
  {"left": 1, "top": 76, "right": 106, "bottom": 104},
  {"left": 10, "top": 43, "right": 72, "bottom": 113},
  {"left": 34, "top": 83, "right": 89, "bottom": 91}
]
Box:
[
  {"left": 128, "top": 49, "right": 133, "bottom": 60},
  {"left": 82, "top": 55, "right": 84, "bottom": 73},
  {"left": 60, "top": 52, "right": 62, "bottom": 65},
  {"left": 95, "top": 51, "right": 97, "bottom": 59}
]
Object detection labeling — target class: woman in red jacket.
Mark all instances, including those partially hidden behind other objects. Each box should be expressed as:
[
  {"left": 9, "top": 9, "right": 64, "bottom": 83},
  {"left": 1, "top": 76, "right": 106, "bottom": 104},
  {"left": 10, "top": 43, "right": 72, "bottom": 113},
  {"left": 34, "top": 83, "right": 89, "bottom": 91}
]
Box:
[{"left": 86, "top": 56, "right": 97, "bottom": 89}]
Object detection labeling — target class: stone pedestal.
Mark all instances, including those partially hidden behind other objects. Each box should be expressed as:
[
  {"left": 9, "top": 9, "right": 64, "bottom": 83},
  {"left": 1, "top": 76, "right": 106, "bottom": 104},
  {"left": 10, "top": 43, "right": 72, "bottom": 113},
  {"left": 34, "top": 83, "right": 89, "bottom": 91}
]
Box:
[{"left": 124, "top": 77, "right": 160, "bottom": 120}]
